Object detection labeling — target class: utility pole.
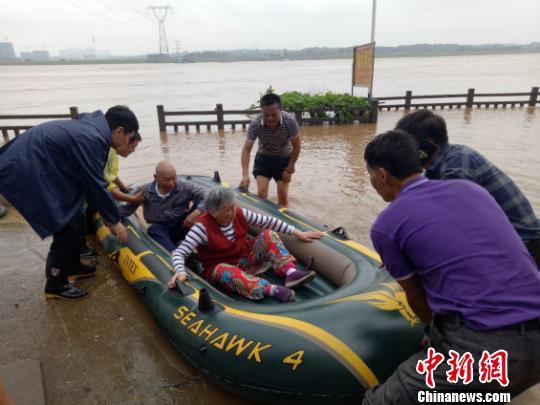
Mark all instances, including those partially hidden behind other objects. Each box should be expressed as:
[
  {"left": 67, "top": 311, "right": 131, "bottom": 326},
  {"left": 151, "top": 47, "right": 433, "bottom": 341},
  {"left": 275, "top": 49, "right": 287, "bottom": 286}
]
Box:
[
  {"left": 351, "top": 0, "right": 377, "bottom": 98},
  {"left": 148, "top": 5, "right": 173, "bottom": 55},
  {"left": 371, "top": 0, "right": 377, "bottom": 43},
  {"left": 174, "top": 40, "right": 181, "bottom": 55},
  {"left": 369, "top": 0, "right": 377, "bottom": 99}
]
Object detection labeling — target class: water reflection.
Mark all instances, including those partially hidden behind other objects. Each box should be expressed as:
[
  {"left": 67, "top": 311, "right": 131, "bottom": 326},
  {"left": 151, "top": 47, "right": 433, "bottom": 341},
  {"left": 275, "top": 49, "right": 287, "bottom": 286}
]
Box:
[{"left": 128, "top": 108, "right": 540, "bottom": 248}]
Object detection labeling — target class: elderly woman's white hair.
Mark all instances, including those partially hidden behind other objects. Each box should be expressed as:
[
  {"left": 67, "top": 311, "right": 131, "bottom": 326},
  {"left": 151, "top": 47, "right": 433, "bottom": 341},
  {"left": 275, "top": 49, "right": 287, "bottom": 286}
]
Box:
[{"left": 204, "top": 186, "right": 236, "bottom": 213}]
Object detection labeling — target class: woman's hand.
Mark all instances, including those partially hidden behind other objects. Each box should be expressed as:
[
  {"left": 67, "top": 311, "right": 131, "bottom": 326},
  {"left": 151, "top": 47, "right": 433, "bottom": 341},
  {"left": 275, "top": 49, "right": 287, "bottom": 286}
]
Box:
[
  {"left": 168, "top": 272, "right": 188, "bottom": 288},
  {"left": 293, "top": 230, "right": 324, "bottom": 243},
  {"left": 183, "top": 209, "right": 202, "bottom": 228}
]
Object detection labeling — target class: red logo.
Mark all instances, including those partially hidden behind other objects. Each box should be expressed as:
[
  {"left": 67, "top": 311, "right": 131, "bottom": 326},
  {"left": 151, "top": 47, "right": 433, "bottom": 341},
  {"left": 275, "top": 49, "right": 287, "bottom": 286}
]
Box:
[
  {"left": 446, "top": 350, "right": 474, "bottom": 385},
  {"left": 478, "top": 350, "right": 509, "bottom": 387},
  {"left": 416, "top": 347, "right": 445, "bottom": 389},
  {"left": 416, "top": 349, "right": 509, "bottom": 388}
]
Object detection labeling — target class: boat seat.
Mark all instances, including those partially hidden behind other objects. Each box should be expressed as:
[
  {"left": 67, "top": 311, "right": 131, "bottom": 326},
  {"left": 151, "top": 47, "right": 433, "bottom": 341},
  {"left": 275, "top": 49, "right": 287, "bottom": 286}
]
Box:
[
  {"left": 245, "top": 206, "right": 359, "bottom": 288},
  {"left": 277, "top": 233, "right": 357, "bottom": 288}
]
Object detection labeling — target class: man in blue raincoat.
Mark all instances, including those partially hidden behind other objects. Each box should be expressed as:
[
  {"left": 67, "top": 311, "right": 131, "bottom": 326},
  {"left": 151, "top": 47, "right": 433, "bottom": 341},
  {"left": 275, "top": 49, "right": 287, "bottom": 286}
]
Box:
[{"left": 0, "top": 106, "right": 139, "bottom": 299}]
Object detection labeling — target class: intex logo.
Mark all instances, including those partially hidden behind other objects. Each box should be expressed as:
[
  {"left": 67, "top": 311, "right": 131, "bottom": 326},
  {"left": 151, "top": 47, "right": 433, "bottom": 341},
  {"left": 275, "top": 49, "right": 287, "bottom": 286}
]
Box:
[{"left": 123, "top": 254, "right": 138, "bottom": 275}]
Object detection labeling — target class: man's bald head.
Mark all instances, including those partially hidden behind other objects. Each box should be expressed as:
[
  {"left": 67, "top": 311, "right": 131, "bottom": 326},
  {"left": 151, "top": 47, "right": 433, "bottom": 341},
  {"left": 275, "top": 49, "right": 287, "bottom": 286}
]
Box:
[
  {"left": 155, "top": 160, "right": 176, "bottom": 177},
  {"left": 154, "top": 160, "right": 177, "bottom": 194}
]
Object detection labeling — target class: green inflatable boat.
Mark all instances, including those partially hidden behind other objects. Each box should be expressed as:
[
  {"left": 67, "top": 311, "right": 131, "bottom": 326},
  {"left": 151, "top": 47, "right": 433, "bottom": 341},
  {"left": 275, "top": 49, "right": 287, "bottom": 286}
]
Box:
[{"left": 94, "top": 174, "right": 423, "bottom": 403}]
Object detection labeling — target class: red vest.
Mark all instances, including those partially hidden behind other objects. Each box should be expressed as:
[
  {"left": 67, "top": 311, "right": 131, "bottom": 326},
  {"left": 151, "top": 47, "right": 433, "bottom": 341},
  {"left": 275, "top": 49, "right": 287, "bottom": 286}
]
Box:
[{"left": 197, "top": 207, "right": 249, "bottom": 279}]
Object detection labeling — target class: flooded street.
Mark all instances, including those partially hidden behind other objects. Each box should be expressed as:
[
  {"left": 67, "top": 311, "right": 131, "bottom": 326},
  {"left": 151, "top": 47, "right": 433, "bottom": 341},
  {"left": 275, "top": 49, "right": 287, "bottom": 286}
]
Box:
[
  {"left": 1, "top": 53, "right": 539, "bottom": 247},
  {"left": 122, "top": 107, "right": 540, "bottom": 248},
  {"left": 1, "top": 54, "right": 539, "bottom": 403}
]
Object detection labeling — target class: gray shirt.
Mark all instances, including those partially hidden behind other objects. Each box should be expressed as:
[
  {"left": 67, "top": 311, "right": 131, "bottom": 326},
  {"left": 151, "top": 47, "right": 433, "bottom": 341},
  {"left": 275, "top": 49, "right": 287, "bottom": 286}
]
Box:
[
  {"left": 247, "top": 111, "right": 299, "bottom": 156},
  {"left": 119, "top": 180, "right": 206, "bottom": 224}
]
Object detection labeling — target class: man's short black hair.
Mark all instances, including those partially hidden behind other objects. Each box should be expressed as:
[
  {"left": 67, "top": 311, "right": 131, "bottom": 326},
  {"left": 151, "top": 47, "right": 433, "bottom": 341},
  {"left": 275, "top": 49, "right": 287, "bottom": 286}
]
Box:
[
  {"left": 395, "top": 110, "right": 448, "bottom": 146},
  {"left": 105, "top": 105, "right": 139, "bottom": 133},
  {"left": 364, "top": 130, "right": 423, "bottom": 180},
  {"left": 132, "top": 131, "right": 142, "bottom": 142},
  {"left": 260, "top": 93, "right": 281, "bottom": 108}
]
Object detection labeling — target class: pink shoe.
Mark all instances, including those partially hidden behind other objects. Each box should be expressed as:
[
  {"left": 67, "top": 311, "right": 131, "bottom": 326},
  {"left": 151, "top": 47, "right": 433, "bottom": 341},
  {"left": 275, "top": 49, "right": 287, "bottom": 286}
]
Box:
[
  {"left": 273, "top": 286, "right": 295, "bottom": 303},
  {"left": 285, "top": 270, "right": 316, "bottom": 288}
]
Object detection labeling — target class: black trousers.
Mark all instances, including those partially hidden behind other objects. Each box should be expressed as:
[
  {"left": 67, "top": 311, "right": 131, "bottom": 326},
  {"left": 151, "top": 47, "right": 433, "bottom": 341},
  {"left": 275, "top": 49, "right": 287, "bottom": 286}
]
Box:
[
  {"left": 526, "top": 239, "right": 540, "bottom": 269},
  {"left": 363, "top": 314, "right": 540, "bottom": 404},
  {"left": 46, "top": 209, "right": 84, "bottom": 286}
]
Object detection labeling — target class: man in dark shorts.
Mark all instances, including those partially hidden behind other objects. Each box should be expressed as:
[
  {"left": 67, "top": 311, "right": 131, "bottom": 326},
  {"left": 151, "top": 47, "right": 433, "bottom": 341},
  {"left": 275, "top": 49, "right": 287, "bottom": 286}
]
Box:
[
  {"left": 239, "top": 93, "right": 300, "bottom": 207},
  {"left": 396, "top": 110, "right": 540, "bottom": 268}
]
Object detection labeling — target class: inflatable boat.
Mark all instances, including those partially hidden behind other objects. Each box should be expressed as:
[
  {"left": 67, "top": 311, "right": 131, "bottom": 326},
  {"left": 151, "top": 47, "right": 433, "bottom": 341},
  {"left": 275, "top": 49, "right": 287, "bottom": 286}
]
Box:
[{"left": 94, "top": 174, "right": 423, "bottom": 403}]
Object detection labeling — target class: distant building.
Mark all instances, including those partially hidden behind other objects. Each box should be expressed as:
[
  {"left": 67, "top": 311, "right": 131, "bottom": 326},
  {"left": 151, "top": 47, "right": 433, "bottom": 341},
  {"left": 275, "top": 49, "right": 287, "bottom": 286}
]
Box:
[
  {"left": 147, "top": 53, "right": 173, "bottom": 63},
  {"left": 0, "top": 42, "right": 16, "bottom": 62},
  {"left": 58, "top": 47, "right": 109, "bottom": 60},
  {"left": 20, "top": 50, "right": 49, "bottom": 62}
]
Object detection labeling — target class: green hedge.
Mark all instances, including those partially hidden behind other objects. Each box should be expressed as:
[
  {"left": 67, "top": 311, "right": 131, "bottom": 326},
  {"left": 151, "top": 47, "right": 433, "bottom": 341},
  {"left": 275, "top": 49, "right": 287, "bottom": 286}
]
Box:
[
  {"left": 251, "top": 87, "right": 370, "bottom": 124},
  {"left": 281, "top": 91, "right": 369, "bottom": 124}
]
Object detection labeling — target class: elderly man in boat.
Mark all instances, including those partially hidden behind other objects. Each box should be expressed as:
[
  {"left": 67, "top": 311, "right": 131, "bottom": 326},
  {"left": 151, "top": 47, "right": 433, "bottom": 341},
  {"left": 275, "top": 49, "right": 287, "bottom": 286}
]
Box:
[
  {"left": 169, "top": 186, "right": 323, "bottom": 302},
  {"left": 119, "top": 160, "right": 205, "bottom": 251}
]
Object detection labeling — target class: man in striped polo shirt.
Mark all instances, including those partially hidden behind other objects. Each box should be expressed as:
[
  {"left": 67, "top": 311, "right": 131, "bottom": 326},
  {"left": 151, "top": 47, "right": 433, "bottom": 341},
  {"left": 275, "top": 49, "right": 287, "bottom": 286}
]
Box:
[{"left": 239, "top": 93, "right": 300, "bottom": 207}]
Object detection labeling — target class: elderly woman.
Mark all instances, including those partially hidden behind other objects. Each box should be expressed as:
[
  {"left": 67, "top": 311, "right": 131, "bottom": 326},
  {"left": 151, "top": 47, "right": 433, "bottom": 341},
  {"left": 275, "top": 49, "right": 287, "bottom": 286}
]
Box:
[{"left": 169, "top": 187, "right": 323, "bottom": 302}]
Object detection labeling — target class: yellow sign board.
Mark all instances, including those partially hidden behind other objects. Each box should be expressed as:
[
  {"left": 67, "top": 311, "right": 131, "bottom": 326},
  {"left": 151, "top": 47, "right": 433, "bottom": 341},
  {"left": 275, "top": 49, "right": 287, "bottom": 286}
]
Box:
[{"left": 352, "top": 42, "right": 375, "bottom": 88}]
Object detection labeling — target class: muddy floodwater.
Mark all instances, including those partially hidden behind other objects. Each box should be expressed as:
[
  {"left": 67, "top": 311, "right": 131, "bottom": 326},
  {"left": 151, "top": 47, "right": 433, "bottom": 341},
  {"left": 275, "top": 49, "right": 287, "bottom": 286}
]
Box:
[{"left": 0, "top": 54, "right": 539, "bottom": 403}]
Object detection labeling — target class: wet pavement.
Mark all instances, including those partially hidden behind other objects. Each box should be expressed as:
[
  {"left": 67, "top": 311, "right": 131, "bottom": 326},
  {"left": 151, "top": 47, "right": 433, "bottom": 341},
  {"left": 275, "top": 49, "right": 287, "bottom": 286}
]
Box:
[
  {"left": 2, "top": 197, "right": 540, "bottom": 404},
  {"left": 0, "top": 203, "right": 245, "bottom": 405}
]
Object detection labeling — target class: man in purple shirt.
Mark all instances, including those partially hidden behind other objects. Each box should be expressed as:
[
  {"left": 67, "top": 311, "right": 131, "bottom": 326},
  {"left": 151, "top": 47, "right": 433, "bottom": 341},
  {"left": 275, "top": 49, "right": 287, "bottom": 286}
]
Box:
[{"left": 362, "top": 130, "right": 540, "bottom": 404}]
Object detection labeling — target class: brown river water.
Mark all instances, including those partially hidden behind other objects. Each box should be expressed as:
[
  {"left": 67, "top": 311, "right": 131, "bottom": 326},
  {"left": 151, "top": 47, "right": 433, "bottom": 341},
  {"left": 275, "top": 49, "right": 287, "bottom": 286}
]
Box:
[{"left": 0, "top": 54, "right": 539, "bottom": 403}]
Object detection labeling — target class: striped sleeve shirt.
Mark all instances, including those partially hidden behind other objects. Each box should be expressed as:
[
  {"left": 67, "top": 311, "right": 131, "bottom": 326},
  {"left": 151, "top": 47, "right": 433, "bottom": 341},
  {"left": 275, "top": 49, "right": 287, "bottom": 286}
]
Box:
[
  {"left": 247, "top": 111, "right": 299, "bottom": 156},
  {"left": 171, "top": 208, "right": 295, "bottom": 274}
]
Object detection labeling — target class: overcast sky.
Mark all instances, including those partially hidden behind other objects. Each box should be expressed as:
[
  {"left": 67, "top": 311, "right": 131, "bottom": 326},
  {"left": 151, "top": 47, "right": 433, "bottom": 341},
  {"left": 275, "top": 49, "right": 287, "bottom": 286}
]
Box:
[{"left": 1, "top": 0, "right": 539, "bottom": 55}]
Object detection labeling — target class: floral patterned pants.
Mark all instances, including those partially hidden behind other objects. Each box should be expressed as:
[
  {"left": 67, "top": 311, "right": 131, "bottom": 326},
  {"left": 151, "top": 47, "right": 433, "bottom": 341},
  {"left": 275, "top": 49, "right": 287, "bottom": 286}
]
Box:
[{"left": 209, "top": 230, "right": 295, "bottom": 300}]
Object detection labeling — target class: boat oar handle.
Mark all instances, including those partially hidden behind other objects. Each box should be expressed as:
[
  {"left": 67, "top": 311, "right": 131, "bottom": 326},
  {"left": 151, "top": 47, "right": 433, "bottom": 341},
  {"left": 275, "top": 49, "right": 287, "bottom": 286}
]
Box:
[
  {"left": 175, "top": 280, "right": 191, "bottom": 296},
  {"left": 331, "top": 226, "right": 350, "bottom": 240}
]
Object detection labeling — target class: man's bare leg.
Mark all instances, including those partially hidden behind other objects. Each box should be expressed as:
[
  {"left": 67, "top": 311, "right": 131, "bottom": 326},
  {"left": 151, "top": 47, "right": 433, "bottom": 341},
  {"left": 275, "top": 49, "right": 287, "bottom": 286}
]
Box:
[
  {"left": 256, "top": 176, "right": 270, "bottom": 200},
  {"left": 277, "top": 180, "right": 290, "bottom": 207}
]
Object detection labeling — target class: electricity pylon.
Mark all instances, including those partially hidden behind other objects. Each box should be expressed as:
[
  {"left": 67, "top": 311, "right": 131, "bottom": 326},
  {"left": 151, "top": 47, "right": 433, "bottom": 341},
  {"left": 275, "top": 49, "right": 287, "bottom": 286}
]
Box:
[{"left": 148, "top": 5, "right": 173, "bottom": 55}]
